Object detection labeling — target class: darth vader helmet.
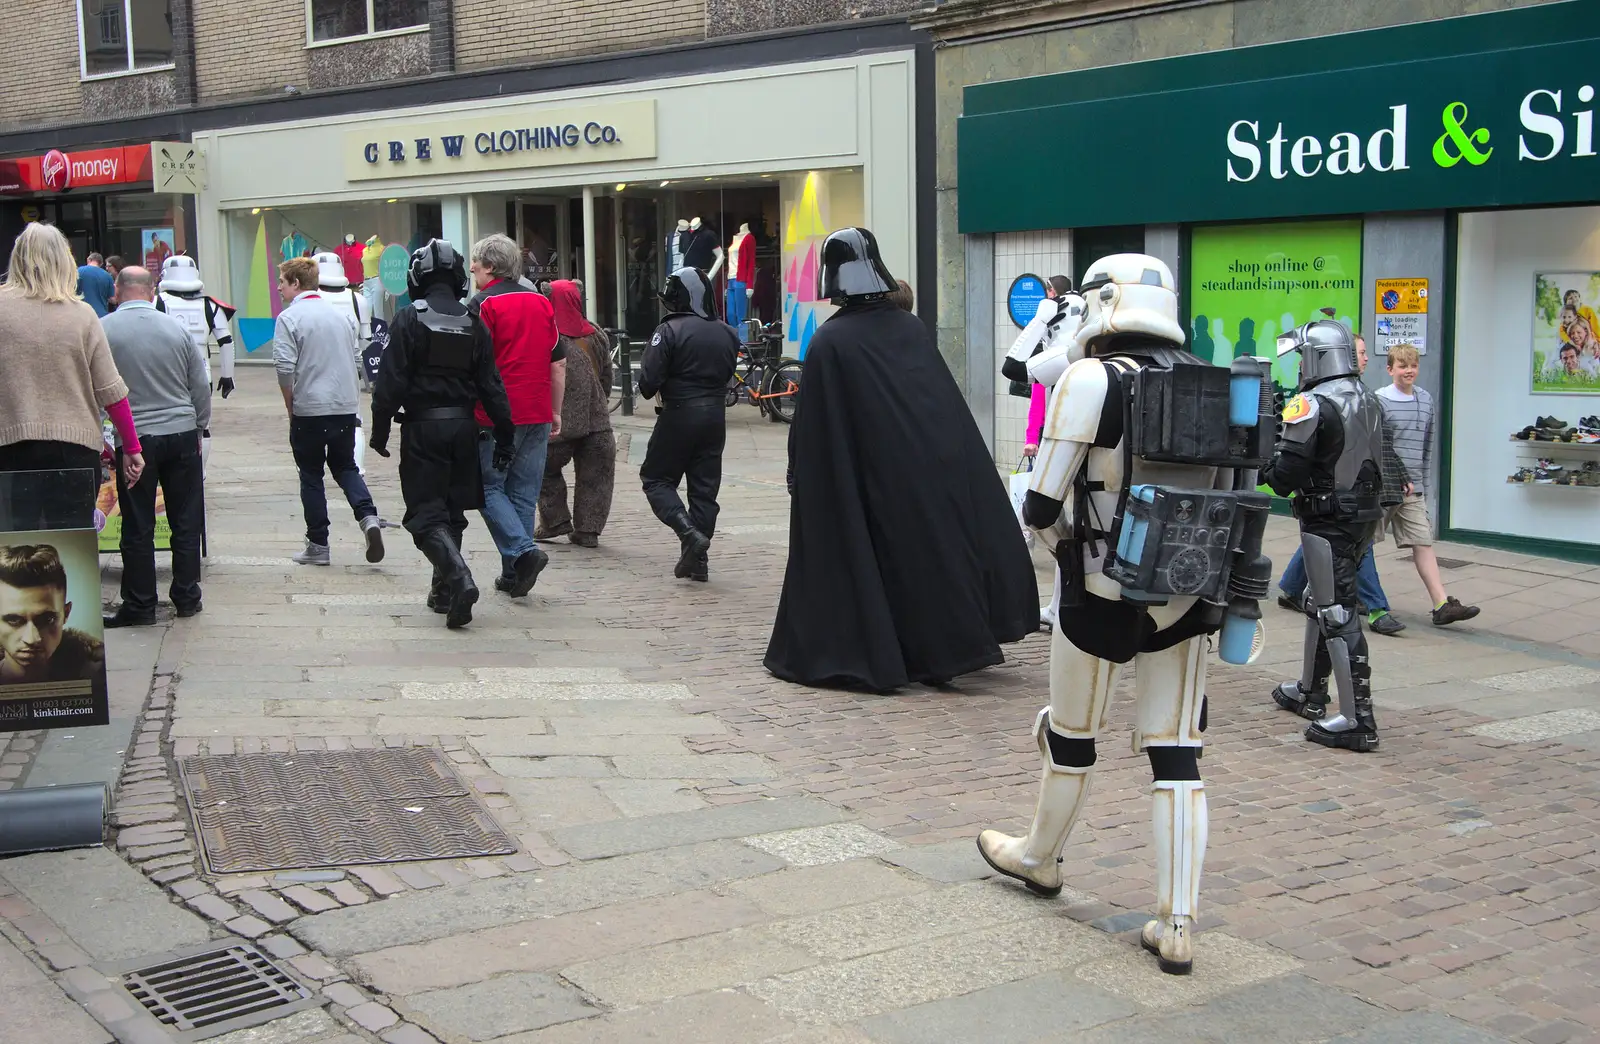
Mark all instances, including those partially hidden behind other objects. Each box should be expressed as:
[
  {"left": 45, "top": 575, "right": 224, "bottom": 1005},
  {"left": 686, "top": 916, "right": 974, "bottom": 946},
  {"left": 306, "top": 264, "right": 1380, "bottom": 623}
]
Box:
[
  {"left": 312, "top": 251, "right": 348, "bottom": 290},
  {"left": 660, "top": 267, "right": 718, "bottom": 321},
  {"left": 407, "top": 239, "right": 467, "bottom": 299},
  {"left": 818, "top": 227, "right": 896, "bottom": 304},
  {"left": 1277, "top": 319, "right": 1359, "bottom": 390},
  {"left": 159, "top": 255, "right": 203, "bottom": 294}
]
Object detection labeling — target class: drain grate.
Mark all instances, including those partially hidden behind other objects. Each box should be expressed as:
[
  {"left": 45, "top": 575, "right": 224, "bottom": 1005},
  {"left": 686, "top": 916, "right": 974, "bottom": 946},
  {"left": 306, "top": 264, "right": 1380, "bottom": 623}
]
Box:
[
  {"left": 178, "top": 748, "right": 517, "bottom": 875},
  {"left": 117, "top": 942, "right": 316, "bottom": 1040},
  {"left": 1436, "top": 557, "right": 1470, "bottom": 570}
]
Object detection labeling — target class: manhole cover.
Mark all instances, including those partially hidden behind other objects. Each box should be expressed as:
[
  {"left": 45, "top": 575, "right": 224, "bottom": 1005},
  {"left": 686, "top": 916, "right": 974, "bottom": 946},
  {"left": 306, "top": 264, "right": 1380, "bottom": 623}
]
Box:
[
  {"left": 112, "top": 941, "right": 317, "bottom": 1041},
  {"left": 178, "top": 748, "right": 516, "bottom": 874},
  {"left": 1435, "top": 557, "right": 1470, "bottom": 570}
]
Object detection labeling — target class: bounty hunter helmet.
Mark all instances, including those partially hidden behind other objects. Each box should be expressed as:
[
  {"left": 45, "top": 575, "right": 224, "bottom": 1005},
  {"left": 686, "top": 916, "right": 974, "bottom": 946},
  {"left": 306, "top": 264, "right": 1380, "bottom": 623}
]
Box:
[
  {"left": 313, "top": 251, "right": 349, "bottom": 290},
  {"left": 407, "top": 239, "right": 467, "bottom": 299},
  {"left": 660, "top": 267, "right": 717, "bottom": 321},
  {"left": 818, "top": 227, "right": 896, "bottom": 304},
  {"left": 159, "top": 255, "right": 203, "bottom": 294},
  {"left": 1277, "top": 319, "right": 1359, "bottom": 391},
  {"left": 1073, "top": 254, "right": 1185, "bottom": 356}
]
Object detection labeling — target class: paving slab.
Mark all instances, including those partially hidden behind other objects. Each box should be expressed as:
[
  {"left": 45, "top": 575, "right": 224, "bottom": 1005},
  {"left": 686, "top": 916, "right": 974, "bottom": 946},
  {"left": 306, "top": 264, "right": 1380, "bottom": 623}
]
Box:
[
  {"left": 22, "top": 715, "right": 138, "bottom": 788},
  {"left": 561, "top": 924, "right": 818, "bottom": 1006},
  {"left": 881, "top": 840, "right": 998, "bottom": 884},
  {"left": 1325, "top": 1013, "right": 1515, "bottom": 1043},
  {"left": 403, "top": 972, "right": 598, "bottom": 1041},
  {"left": 744, "top": 823, "right": 903, "bottom": 867},
  {"left": 1072, "top": 931, "right": 1301, "bottom": 1010},
  {"left": 613, "top": 753, "right": 778, "bottom": 779},
  {"left": 502, "top": 778, "right": 624, "bottom": 827},
  {"left": 1072, "top": 975, "right": 1385, "bottom": 1043},
  {"left": 204, "top": 1008, "right": 345, "bottom": 1044},
  {"left": 593, "top": 778, "right": 708, "bottom": 816},
  {"left": 0, "top": 847, "right": 211, "bottom": 961},
  {"left": 550, "top": 796, "right": 842, "bottom": 860},
  {"left": 857, "top": 972, "right": 1139, "bottom": 1044},
  {"left": 490, "top": 989, "right": 803, "bottom": 1044},
  {"left": 776, "top": 880, "right": 1055, "bottom": 960},
  {"left": 353, "top": 890, "right": 767, "bottom": 996},
  {"left": 721, "top": 860, "right": 930, "bottom": 919},
  {"left": 292, "top": 840, "right": 786, "bottom": 956}
]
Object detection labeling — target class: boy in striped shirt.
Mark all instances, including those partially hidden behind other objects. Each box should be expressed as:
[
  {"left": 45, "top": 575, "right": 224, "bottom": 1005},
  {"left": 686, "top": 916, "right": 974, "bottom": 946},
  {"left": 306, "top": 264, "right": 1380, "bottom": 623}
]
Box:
[{"left": 1376, "top": 344, "right": 1479, "bottom": 626}]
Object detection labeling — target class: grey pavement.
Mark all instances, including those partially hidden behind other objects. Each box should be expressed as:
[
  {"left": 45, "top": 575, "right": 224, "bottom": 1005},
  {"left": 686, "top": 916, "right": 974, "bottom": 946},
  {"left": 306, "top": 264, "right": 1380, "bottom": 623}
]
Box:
[{"left": 2, "top": 372, "right": 1597, "bottom": 1043}]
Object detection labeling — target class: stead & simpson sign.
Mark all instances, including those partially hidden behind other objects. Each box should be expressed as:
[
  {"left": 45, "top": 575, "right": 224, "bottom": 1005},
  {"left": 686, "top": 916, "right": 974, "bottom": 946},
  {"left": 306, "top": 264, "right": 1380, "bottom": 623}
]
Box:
[{"left": 346, "top": 101, "right": 656, "bottom": 182}]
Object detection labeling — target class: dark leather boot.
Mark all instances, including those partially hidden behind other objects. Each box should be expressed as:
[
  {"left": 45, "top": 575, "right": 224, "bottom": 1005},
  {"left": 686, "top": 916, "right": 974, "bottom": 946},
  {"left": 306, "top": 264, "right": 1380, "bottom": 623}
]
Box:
[
  {"left": 418, "top": 528, "right": 478, "bottom": 629},
  {"left": 667, "top": 510, "right": 710, "bottom": 580}
]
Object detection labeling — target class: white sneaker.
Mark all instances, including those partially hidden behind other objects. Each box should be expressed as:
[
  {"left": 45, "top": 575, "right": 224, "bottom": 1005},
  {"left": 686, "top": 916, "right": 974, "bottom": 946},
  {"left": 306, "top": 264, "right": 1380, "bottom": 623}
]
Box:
[{"left": 293, "top": 542, "right": 330, "bottom": 566}]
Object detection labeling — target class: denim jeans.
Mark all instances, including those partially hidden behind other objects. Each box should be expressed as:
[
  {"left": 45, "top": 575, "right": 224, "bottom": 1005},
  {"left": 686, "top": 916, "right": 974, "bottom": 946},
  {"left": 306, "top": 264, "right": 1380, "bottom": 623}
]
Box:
[
  {"left": 478, "top": 422, "right": 550, "bottom": 580},
  {"left": 1280, "top": 545, "right": 1389, "bottom": 612},
  {"left": 289, "top": 414, "right": 377, "bottom": 546}
]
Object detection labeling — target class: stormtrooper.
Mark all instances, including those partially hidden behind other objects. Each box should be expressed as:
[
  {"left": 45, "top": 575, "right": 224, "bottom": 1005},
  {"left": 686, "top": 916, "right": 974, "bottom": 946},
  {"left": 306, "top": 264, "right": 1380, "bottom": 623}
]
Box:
[
  {"left": 1266, "top": 320, "right": 1389, "bottom": 753},
  {"left": 157, "top": 256, "right": 235, "bottom": 474},
  {"left": 314, "top": 251, "right": 376, "bottom": 474},
  {"left": 977, "top": 254, "right": 1274, "bottom": 976}
]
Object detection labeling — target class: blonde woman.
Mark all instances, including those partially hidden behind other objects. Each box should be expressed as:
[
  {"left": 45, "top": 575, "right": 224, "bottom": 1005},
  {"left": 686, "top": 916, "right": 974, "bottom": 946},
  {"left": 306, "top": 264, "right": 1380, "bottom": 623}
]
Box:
[{"left": 0, "top": 223, "right": 144, "bottom": 508}]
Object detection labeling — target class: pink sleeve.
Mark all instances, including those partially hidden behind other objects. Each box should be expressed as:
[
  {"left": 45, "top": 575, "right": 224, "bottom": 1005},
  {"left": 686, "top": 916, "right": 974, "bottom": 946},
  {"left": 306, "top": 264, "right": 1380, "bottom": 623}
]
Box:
[
  {"left": 106, "top": 398, "right": 142, "bottom": 456},
  {"left": 1026, "top": 384, "right": 1047, "bottom": 446}
]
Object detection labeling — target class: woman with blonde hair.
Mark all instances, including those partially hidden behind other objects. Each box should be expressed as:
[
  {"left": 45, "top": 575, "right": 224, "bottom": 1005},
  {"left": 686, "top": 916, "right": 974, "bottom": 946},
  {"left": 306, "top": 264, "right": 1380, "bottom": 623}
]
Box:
[{"left": 0, "top": 223, "right": 144, "bottom": 510}]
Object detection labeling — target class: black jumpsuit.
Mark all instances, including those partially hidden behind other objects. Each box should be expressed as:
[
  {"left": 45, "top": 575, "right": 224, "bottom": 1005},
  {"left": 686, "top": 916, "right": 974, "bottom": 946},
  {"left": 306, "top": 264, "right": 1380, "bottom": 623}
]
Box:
[
  {"left": 636, "top": 311, "right": 739, "bottom": 539},
  {"left": 372, "top": 286, "right": 514, "bottom": 546}
]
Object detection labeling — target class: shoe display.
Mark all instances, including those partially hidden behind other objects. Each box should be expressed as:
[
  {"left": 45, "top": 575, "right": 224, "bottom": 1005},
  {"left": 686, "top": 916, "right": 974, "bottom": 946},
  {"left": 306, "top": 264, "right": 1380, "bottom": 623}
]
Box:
[
  {"left": 1368, "top": 611, "right": 1406, "bottom": 636},
  {"left": 1432, "top": 597, "right": 1481, "bottom": 626},
  {"left": 293, "top": 542, "right": 331, "bottom": 566},
  {"left": 1538, "top": 415, "right": 1569, "bottom": 429},
  {"left": 1508, "top": 467, "right": 1535, "bottom": 483}
]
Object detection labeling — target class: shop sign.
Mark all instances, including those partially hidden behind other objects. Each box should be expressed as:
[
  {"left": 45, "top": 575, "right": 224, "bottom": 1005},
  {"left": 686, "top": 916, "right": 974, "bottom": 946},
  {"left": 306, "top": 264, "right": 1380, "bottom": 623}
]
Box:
[
  {"left": 958, "top": 5, "right": 1600, "bottom": 233},
  {"left": 0, "top": 145, "right": 153, "bottom": 196},
  {"left": 346, "top": 101, "right": 657, "bottom": 182},
  {"left": 151, "top": 141, "right": 206, "bottom": 193},
  {"left": 40, "top": 150, "right": 70, "bottom": 192},
  {"left": 378, "top": 244, "right": 410, "bottom": 296},
  {"left": 0, "top": 160, "right": 21, "bottom": 194}
]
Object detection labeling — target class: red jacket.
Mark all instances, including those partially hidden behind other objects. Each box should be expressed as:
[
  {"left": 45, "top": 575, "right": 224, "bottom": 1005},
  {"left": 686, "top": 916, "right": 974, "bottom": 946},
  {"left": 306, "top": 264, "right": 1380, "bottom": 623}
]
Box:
[{"left": 471, "top": 279, "right": 563, "bottom": 425}]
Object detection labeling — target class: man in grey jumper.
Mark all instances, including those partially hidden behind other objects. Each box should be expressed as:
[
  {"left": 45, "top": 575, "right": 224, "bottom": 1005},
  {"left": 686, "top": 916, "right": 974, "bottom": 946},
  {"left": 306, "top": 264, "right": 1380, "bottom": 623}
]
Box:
[
  {"left": 101, "top": 266, "right": 211, "bottom": 626},
  {"left": 272, "top": 257, "right": 384, "bottom": 566}
]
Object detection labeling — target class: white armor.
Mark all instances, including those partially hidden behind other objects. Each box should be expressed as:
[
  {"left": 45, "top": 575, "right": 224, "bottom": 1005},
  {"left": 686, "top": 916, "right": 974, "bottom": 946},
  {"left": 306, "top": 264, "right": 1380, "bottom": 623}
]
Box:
[
  {"left": 315, "top": 252, "right": 374, "bottom": 475},
  {"left": 158, "top": 256, "right": 234, "bottom": 476},
  {"left": 978, "top": 254, "right": 1220, "bottom": 976}
]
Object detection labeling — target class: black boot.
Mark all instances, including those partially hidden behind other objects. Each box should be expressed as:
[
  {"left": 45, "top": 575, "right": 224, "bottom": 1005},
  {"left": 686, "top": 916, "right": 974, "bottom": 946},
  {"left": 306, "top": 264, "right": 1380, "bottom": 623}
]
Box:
[
  {"left": 667, "top": 510, "right": 710, "bottom": 580},
  {"left": 1273, "top": 640, "right": 1330, "bottom": 721},
  {"left": 425, "top": 569, "right": 449, "bottom": 614},
  {"left": 690, "top": 549, "right": 709, "bottom": 583},
  {"left": 1306, "top": 644, "right": 1379, "bottom": 752},
  {"left": 418, "top": 528, "right": 478, "bottom": 629}
]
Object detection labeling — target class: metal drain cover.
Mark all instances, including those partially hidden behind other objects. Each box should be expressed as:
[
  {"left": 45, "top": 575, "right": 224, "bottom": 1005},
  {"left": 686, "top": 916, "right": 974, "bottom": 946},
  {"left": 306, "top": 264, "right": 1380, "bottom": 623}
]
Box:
[
  {"left": 178, "top": 748, "right": 516, "bottom": 874},
  {"left": 110, "top": 941, "right": 317, "bottom": 1041}
]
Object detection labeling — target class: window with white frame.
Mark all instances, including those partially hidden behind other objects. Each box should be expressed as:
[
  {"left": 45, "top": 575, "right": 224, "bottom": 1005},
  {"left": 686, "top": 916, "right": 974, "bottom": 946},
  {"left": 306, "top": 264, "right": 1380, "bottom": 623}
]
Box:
[
  {"left": 78, "top": 0, "right": 173, "bottom": 78},
  {"left": 308, "top": 0, "right": 428, "bottom": 44}
]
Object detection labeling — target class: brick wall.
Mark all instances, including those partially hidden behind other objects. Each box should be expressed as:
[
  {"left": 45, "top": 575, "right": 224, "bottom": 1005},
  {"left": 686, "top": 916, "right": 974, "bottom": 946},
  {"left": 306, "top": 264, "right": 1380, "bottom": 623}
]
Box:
[
  {"left": 193, "top": 0, "right": 308, "bottom": 102},
  {"left": 0, "top": 1, "right": 83, "bottom": 133},
  {"left": 454, "top": 0, "right": 706, "bottom": 70}
]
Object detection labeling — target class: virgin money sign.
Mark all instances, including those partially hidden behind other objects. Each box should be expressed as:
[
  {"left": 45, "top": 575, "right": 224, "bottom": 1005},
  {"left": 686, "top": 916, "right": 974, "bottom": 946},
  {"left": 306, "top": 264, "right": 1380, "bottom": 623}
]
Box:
[{"left": 0, "top": 145, "right": 153, "bottom": 195}]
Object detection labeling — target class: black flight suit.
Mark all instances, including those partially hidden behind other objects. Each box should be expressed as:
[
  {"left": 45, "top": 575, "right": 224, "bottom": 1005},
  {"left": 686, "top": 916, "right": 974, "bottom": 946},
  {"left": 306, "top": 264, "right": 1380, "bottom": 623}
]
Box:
[
  {"left": 637, "top": 310, "right": 739, "bottom": 567},
  {"left": 372, "top": 283, "right": 514, "bottom": 614}
]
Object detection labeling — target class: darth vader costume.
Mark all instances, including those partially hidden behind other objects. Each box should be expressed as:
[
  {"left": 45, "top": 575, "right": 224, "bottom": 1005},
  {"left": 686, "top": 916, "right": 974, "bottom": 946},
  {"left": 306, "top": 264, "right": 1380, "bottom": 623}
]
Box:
[
  {"left": 370, "top": 240, "right": 514, "bottom": 629},
  {"left": 764, "top": 228, "right": 1038, "bottom": 692}
]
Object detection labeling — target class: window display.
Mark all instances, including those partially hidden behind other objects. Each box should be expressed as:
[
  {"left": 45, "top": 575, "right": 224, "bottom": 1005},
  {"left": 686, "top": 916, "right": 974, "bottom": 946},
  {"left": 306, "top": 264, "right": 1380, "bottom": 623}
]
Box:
[
  {"left": 103, "top": 193, "right": 186, "bottom": 272},
  {"left": 1532, "top": 273, "right": 1600, "bottom": 393}
]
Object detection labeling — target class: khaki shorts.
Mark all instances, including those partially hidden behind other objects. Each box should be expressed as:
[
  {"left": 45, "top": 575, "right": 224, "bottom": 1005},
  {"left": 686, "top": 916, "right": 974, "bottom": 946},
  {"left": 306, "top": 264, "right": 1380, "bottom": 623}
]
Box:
[{"left": 1383, "top": 494, "right": 1434, "bottom": 548}]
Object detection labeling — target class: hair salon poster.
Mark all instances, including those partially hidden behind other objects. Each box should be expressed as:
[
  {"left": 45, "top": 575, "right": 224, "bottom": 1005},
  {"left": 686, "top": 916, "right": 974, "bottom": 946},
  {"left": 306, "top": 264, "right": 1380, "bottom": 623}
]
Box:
[{"left": 0, "top": 529, "right": 110, "bottom": 732}]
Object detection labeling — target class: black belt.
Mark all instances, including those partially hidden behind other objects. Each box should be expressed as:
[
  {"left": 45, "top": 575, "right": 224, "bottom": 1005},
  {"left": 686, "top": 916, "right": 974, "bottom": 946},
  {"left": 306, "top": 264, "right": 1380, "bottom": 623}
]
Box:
[
  {"left": 404, "top": 406, "right": 476, "bottom": 422},
  {"left": 659, "top": 396, "right": 724, "bottom": 411}
]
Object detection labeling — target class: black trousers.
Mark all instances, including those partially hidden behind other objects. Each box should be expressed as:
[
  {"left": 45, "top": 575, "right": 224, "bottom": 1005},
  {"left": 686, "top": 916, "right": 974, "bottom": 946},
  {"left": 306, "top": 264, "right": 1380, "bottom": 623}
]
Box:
[
  {"left": 1303, "top": 520, "right": 1373, "bottom": 612},
  {"left": 288, "top": 415, "right": 377, "bottom": 546},
  {"left": 116, "top": 431, "right": 204, "bottom": 614},
  {"left": 0, "top": 440, "right": 101, "bottom": 530},
  {"left": 640, "top": 404, "right": 725, "bottom": 537},
  {"left": 399, "top": 417, "right": 482, "bottom": 545}
]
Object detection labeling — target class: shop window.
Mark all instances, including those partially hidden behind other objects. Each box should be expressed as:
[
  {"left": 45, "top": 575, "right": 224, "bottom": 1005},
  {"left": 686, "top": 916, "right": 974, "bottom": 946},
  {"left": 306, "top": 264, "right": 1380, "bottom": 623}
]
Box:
[
  {"left": 308, "top": 0, "right": 427, "bottom": 43},
  {"left": 78, "top": 0, "right": 174, "bottom": 78}
]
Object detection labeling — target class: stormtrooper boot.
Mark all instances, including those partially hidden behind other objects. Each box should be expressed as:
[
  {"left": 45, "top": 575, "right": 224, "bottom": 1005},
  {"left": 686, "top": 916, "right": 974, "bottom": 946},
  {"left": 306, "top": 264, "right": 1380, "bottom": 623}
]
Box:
[
  {"left": 1141, "top": 780, "right": 1207, "bottom": 975},
  {"left": 977, "top": 709, "right": 1093, "bottom": 898}
]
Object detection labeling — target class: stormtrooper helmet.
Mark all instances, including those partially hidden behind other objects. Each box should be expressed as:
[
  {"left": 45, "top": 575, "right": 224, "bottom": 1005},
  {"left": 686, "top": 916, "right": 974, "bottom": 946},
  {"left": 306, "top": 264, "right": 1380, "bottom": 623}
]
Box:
[
  {"left": 1025, "top": 291, "right": 1088, "bottom": 388},
  {"left": 1073, "top": 254, "right": 1185, "bottom": 355},
  {"left": 160, "top": 255, "right": 203, "bottom": 293},
  {"left": 313, "top": 251, "right": 348, "bottom": 290},
  {"left": 1277, "top": 319, "right": 1359, "bottom": 390}
]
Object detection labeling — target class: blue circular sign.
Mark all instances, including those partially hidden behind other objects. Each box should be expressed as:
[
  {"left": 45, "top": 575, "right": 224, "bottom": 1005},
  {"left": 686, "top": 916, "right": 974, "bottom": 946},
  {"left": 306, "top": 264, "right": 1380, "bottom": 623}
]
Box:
[{"left": 1007, "top": 274, "right": 1049, "bottom": 329}]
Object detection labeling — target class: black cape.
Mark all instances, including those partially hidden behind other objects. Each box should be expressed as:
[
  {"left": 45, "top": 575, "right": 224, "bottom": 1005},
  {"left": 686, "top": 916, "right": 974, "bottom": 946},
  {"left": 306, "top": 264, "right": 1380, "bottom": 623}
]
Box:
[{"left": 764, "top": 301, "right": 1039, "bottom": 692}]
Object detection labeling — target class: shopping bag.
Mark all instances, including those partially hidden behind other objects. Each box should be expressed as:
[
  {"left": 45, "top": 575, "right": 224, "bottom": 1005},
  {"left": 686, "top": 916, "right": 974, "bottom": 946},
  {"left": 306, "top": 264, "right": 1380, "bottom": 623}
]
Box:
[{"left": 1009, "top": 458, "right": 1035, "bottom": 548}]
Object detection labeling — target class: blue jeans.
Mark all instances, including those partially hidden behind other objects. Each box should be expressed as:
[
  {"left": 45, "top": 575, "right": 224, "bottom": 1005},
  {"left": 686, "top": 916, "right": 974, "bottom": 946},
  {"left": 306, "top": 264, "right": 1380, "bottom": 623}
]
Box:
[
  {"left": 289, "top": 415, "right": 377, "bottom": 546},
  {"left": 1280, "top": 545, "right": 1389, "bottom": 612},
  {"left": 478, "top": 422, "right": 549, "bottom": 579}
]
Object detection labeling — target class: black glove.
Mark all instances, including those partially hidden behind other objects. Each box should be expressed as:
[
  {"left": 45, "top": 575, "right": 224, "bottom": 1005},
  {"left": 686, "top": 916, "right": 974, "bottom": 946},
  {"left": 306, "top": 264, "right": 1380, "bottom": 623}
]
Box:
[
  {"left": 492, "top": 440, "right": 514, "bottom": 472},
  {"left": 369, "top": 424, "right": 391, "bottom": 458},
  {"left": 218, "top": 377, "right": 235, "bottom": 399}
]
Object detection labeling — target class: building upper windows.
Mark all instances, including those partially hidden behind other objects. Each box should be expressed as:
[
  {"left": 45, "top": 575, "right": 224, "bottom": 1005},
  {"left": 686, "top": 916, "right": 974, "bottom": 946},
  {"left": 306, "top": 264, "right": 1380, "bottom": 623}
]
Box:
[
  {"left": 308, "top": 0, "right": 428, "bottom": 45},
  {"left": 78, "top": 0, "right": 174, "bottom": 79}
]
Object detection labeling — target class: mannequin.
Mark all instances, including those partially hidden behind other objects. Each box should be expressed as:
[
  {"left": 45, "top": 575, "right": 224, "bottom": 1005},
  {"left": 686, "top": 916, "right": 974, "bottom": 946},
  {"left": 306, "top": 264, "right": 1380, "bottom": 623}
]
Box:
[
  {"left": 362, "top": 234, "right": 386, "bottom": 320},
  {"left": 683, "top": 217, "right": 724, "bottom": 282},
  {"left": 726, "top": 223, "right": 756, "bottom": 325},
  {"left": 668, "top": 219, "right": 689, "bottom": 272},
  {"left": 337, "top": 233, "right": 366, "bottom": 287}
]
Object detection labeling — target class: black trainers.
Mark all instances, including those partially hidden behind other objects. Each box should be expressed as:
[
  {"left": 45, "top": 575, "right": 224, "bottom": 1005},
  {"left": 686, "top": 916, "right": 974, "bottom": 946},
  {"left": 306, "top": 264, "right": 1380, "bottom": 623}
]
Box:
[
  {"left": 1277, "top": 590, "right": 1307, "bottom": 613},
  {"left": 1538, "top": 415, "right": 1569, "bottom": 429},
  {"left": 1431, "top": 597, "right": 1480, "bottom": 626},
  {"left": 1368, "top": 611, "right": 1406, "bottom": 636},
  {"left": 174, "top": 603, "right": 203, "bottom": 619}
]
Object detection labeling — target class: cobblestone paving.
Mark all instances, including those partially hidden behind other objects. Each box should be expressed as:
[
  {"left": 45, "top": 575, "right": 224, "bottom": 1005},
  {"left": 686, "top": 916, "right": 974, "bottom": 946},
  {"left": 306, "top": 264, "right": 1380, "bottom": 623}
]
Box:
[{"left": 2, "top": 376, "right": 1599, "bottom": 1044}]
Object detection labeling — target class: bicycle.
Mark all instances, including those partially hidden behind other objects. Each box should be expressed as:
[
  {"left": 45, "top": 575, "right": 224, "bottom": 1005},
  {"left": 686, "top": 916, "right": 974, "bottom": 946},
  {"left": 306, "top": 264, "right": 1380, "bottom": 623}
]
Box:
[
  {"left": 605, "top": 329, "right": 637, "bottom": 414},
  {"left": 726, "top": 320, "right": 802, "bottom": 423}
]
